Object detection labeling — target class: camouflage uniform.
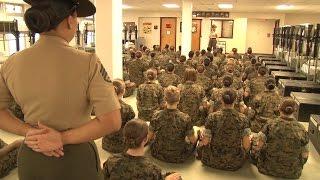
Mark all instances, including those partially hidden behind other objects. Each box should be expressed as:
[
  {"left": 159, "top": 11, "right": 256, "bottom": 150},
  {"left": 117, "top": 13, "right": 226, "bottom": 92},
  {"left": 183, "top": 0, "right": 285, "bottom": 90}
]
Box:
[
  {"left": 168, "top": 51, "right": 176, "bottom": 60},
  {"left": 158, "top": 54, "right": 170, "bottom": 70},
  {"left": 243, "top": 53, "right": 254, "bottom": 61},
  {"left": 251, "top": 90, "right": 282, "bottom": 133},
  {"left": 150, "top": 109, "right": 194, "bottom": 163},
  {"left": 128, "top": 58, "right": 149, "bottom": 86},
  {"left": 0, "top": 139, "right": 19, "bottom": 178},
  {"left": 256, "top": 116, "right": 309, "bottom": 179},
  {"left": 227, "top": 53, "right": 241, "bottom": 60},
  {"left": 9, "top": 102, "right": 24, "bottom": 121},
  {"left": 158, "top": 72, "right": 181, "bottom": 88},
  {"left": 196, "top": 73, "right": 213, "bottom": 97},
  {"left": 174, "top": 63, "right": 189, "bottom": 79},
  {"left": 103, "top": 153, "right": 165, "bottom": 180},
  {"left": 123, "top": 71, "right": 136, "bottom": 98},
  {"left": 178, "top": 82, "right": 205, "bottom": 125},
  {"left": 149, "top": 57, "right": 160, "bottom": 71},
  {"left": 244, "top": 76, "right": 268, "bottom": 105},
  {"left": 199, "top": 55, "right": 206, "bottom": 65},
  {"left": 210, "top": 87, "right": 243, "bottom": 112},
  {"left": 204, "top": 66, "right": 218, "bottom": 80},
  {"left": 199, "top": 109, "right": 250, "bottom": 171},
  {"left": 186, "top": 59, "right": 195, "bottom": 69},
  {"left": 137, "top": 82, "right": 164, "bottom": 122},
  {"left": 102, "top": 100, "right": 135, "bottom": 153},
  {"left": 215, "top": 72, "right": 243, "bottom": 90}
]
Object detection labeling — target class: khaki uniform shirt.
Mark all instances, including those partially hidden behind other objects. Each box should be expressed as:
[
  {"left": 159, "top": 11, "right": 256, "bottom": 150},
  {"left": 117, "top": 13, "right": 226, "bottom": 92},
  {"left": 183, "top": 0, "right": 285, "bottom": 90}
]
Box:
[{"left": 0, "top": 35, "right": 120, "bottom": 131}]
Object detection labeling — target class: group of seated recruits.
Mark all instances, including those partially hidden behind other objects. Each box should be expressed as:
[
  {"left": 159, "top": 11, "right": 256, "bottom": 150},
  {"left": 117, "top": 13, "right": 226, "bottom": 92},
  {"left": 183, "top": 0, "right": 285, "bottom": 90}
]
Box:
[
  {"left": 99, "top": 46, "right": 309, "bottom": 179},
  {"left": 0, "top": 46, "right": 308, "bottom": 179}
]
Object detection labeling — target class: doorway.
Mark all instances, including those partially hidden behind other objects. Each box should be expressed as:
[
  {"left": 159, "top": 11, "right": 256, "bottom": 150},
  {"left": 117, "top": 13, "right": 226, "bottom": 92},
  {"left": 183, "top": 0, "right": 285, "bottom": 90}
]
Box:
[
  {"left": 192, "top": 19, "right": 202, "bottom": 51},
  {"left": 160, "top": 17, "right": 177, "bottom": 50}
]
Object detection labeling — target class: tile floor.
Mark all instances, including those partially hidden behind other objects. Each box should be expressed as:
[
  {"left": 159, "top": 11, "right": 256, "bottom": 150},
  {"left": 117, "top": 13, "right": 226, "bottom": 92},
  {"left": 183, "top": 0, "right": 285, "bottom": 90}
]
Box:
[{"left": 1, "top": 93, "right": 320, "bottom": 180}]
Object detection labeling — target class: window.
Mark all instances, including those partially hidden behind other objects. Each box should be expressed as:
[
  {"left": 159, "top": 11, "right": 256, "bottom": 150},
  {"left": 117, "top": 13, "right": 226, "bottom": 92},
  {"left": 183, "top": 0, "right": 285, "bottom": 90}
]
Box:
[
  {"left": 87, "top": 31, "right": 95, "bottom": 46},
  {"left": 5, "top": 3, "right": 23, "bottom": 14},
  {"left": 211, "top": 19, "right": 234, "bottom": 38}
]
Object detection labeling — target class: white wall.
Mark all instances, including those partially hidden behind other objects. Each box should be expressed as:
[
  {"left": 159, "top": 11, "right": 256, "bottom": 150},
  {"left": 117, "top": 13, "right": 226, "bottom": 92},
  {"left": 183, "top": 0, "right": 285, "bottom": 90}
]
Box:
[
  {"left": 138, "top": 17, "right": 160, "bottom": 48},
  {"left": 246, "top": 19, "right": 275, "bottom": 54},
  {"left": 284, "top": 13, "right": 320, "bottom": 25},
  {"left": 124, "top": 10, "right": 283, "bottom": 53}
]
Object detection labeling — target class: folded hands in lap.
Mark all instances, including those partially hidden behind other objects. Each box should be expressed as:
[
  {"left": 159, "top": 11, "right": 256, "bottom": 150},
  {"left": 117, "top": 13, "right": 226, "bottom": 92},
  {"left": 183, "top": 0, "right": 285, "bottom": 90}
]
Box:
[{"left": 24, "top": 122, "right": 64, "bottom": 158}]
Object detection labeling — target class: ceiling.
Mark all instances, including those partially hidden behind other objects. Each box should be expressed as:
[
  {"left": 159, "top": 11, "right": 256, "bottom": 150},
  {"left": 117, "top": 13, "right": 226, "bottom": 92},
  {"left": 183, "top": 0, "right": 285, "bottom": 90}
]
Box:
[{"left": 123, "top": 0, "right": 320, "bottom": 13}]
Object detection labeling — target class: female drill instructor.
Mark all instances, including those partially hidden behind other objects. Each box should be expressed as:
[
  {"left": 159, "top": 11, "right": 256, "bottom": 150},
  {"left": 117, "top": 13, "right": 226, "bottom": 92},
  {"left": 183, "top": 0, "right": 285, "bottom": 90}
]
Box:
[{"left": 0, "top": 0, "right": 121, "bottom": 179}]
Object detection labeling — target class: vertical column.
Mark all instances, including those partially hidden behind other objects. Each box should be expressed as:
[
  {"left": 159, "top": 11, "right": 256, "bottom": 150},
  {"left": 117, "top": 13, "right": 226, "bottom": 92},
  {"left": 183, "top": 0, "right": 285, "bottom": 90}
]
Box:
[
  {"left": 181, "top": 0, "right": 193, "bottom": 56},
  {"left": 95, "top": 0, "right": 123, "bottom": 79}
]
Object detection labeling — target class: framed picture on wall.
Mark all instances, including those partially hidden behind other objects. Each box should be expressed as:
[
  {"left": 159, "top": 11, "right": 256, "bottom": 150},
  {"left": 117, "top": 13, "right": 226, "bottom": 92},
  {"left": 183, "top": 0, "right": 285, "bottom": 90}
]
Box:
[{"left": 211, "top": 19, "right": 234, "bottom": 38}]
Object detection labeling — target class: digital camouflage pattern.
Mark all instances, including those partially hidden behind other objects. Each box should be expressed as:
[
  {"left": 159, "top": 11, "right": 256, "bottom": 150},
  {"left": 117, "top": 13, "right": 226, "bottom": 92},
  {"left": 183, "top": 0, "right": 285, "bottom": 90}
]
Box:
[
  {"left": 200, "top": 109, "right": 250, "bottom": 171},
  {"left": 148, "top": 57, "right": 160, "bottom": 71},
  {"left": 158, "top": 72, "right": 181, "bottom": 88},
  {"left": 9, "top": 102, "right": 24, "bottom": 121},
  {"left": 123, "top": 71, "right": 136, "bottom": 98},
  {"left": 186, "top": 59, "right": 195, "bottom": 69},
  {"left": 0, "top": 139, "right": 18, "bottom": 178},
  {"left": 245, "top": 76, "right": 269, "bottom": 104},
  {"left": 256, "top": 116, "right": 309, "bottom": 179},
  {"left": 178, "top": 82, "right": 205, "bottom": 125},
  {"left": 196, "top": 73, "right": 213, "bottom": 96},
  {"left": 215, "top": 72, "right": 243, "bottom": 90},
  {"left": 137, "top": 82, "right": 164, "bottom": 122},
  {"left": 158, "top": 54, "right": 170, "bottom": 70},
  {"left": 204, "top": 65, "right": 218, "bottom": 80},
  {"left": 128, "top": 58, "right": 149, "bottom": 86},
  {"left": 103, "top": 153, "right": 165, "bottom": 180},
  {"left": 243, "top": 53, "right": 254, "bottom": 61},
  {"left": 174, "top": 63, "right": 189, "bottom": 79},
  {"left": 210, "top": 87, "right": 243, "bottom": 112},
  {"left": 102, "top": 100, "right": 135, "bottom": 153},
  {"left": 251, "top": 90, "right": 282, "bottom": 133},
  {"left": 150, "top": 109, "right": 194, "bottom": 163},
  {"left": 227, "top": 53, "right": 242, "bottom": 60}
]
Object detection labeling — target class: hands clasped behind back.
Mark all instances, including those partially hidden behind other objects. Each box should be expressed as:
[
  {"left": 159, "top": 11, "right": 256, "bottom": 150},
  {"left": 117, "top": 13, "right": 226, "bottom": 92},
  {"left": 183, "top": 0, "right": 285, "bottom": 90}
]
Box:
[{"left": 25, "top": 122, "right": 64, "bottom": 158}]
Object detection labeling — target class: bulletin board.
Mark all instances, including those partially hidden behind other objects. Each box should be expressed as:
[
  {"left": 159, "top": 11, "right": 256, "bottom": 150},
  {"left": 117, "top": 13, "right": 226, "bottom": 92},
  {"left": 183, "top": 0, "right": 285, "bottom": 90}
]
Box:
[{"left": 143, "top": 22, "right": 152, "bottom": 34}]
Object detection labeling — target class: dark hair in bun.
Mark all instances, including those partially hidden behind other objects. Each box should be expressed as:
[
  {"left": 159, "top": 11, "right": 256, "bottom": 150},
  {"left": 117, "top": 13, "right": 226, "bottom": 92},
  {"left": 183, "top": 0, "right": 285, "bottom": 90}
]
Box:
[
  {"left": 279, "top": 98, "right": 296, "bottom": 115},
  {"left": 113, "top": 79, "right": 125, "bottom": 96},
  {"left": 24, "top": 1, "right": 76, "bottom": 33},
  {"left": 135, "top": 51, "right": 143, "bottom": 59},
  {"left": 223, "top": 75, "right": 233, "bottom": 87},
  {"left": 265, "top": 78, "right": 276, "bottom": 90},
  {"left": 146, "top": 69, "right": 157, "bottom": 81},
  {"left": 123, "top": 119, "right": 148, "bottom": 149},
  {"left": 222, "top": 89, "right": 236, "bottom": 105},
  {"left": 166, "top": 63, "right": 175, "bottom": 72},
  {"left": 258, "top": 66, "right": 267, "bottom": 76}
]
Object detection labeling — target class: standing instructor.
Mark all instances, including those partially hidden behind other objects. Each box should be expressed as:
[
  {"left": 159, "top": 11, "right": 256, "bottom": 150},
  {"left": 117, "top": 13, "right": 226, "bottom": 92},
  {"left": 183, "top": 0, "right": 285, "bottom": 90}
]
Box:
[
  {"left": 0, "top": 0, "right": 121, "bottom": 179},
  {"left": 208, "top": 24, "right": 218, "bottom": 51}
]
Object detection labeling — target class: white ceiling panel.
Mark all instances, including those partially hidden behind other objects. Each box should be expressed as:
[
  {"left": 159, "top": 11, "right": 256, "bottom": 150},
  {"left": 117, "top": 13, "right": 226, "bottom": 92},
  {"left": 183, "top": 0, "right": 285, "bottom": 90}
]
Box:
[{"left": 123, "top": 0, "right": 320, "bottom": 13}]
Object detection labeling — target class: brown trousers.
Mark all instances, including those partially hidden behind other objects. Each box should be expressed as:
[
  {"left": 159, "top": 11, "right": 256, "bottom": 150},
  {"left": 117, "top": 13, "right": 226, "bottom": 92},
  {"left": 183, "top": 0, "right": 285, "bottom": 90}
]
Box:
[
  {"left": 18, "top": 142, "right": 103, "bottom": 180},
  {"left": 208, "top": 38, "right": 217, "bottom": 50}
]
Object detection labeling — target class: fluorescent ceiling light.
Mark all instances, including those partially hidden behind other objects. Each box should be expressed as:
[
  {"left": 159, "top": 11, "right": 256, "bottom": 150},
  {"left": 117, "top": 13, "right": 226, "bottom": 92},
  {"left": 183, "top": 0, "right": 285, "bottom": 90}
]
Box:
[
  {"left": 276, "top": 4, "right": 294, "bottom": 10},
  {"left": 218, "top": 3, "right": 233, "bottom": 9},
  {"left": 122, "top": 4, "right": 133, "bottom": 9},
  {"left": 162, "top": 4, "right": 180, "bottom": 8}
]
